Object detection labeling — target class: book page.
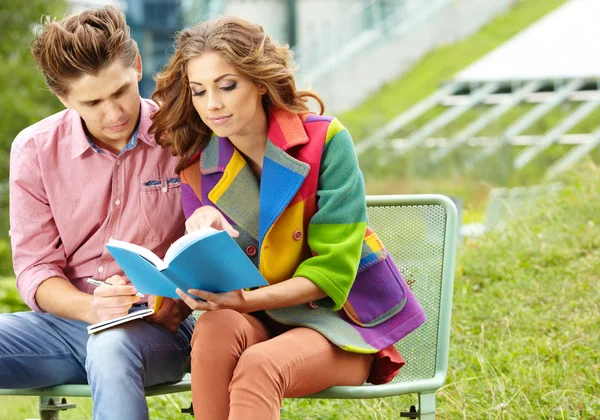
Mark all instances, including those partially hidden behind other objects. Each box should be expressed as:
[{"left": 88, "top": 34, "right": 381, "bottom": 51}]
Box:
[
  {"left": 106, "top": 239, "right": 167, "bottom": 270},
  {"left": 87, "top": 308, "right": 155, "bottom": 334},
  {"left": 164, "top": 227, "right": 219, "bottom": 265}
]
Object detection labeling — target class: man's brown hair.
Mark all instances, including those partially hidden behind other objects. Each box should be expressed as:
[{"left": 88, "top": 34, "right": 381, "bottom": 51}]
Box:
[{"left": 31, "top": 5, "right": 139, "bottom": 97}]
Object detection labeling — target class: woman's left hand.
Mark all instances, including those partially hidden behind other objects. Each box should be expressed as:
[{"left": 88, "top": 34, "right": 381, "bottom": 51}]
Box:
[{"left": 176, "top": 288, "right": 251, "bottom": 312}]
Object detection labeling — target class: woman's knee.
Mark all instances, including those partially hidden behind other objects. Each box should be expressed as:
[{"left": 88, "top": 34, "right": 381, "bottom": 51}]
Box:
[
  {"left": 191, "top": 310, "right": 257, "bottom": 355},
  {"left": 232, "top": 344, "right": 282, "bottom": 389}
]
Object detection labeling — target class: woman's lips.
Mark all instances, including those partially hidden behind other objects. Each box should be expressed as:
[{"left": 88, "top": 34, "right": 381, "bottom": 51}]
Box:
[{"left": 209, "top": 115, "right": 232, "bottom": 126}]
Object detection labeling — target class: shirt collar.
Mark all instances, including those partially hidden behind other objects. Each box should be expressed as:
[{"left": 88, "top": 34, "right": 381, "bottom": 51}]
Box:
[
  {"left": 70, "top": 97, "right": 157, "bottom": 159},
  {"left": 84, "top": 126, "right": 139, "bottom": 156}
]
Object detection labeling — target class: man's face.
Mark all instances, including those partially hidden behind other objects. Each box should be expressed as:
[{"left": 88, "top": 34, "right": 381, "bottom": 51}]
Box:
[{"left": 59, "top": 58, "right": 142, "bottom": 149}]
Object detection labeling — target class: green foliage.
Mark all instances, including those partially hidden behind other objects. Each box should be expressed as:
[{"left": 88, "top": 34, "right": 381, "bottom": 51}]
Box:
[
  {"left": 0, "top": 0, "right": 66, "bottom": 274},
  {"left": 0, "top": 276, "right": 26, "bottom": 313},
  {"left": 0, "top": 239, "right": 13, "bottom": 276},
  {"left": 0, "top": 0, "right": 66, "bottom": 168}
]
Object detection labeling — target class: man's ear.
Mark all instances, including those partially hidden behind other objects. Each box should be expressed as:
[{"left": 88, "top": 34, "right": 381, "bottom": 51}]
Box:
[{"left": 136, "top": 54, "right": 143, "bottom": 81}]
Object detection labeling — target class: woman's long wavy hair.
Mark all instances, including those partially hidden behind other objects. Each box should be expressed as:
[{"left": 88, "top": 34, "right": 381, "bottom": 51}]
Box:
[{"left": 150, "top": 16, "right": 324, "bottom": 173}]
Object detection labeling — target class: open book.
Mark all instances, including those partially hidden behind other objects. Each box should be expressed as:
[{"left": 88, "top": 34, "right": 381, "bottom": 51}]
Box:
[{"left": 105, "top": 227, "right": 268, "bottom": 299}]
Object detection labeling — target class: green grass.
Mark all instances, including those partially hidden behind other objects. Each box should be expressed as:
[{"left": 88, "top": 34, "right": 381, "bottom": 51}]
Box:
[{"left": 2, "top": 163, "right": 599, "bottom": 419}]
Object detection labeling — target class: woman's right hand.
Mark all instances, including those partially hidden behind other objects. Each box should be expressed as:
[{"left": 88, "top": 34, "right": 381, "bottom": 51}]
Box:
[{"left": 186, "top": 206, "right": 239, "bottom": 237}]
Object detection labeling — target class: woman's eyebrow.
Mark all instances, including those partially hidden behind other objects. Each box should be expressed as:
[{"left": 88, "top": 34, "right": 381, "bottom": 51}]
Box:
[{"left": 189, "top": 73, "right": 237, "bottom": 85}]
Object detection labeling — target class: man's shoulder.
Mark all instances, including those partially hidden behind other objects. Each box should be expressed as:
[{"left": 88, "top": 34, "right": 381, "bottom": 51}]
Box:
[
  {"left": 12, "top": 108, "right": 73, "bottom": 150},
  {"left": 138, "top": 98, "right": 160, "bottom": 143},
  {"left": 139, "top": 97, "right": 159, "bottom": 125},
  {"left": 141, "top": 97, "right": 158, "bottom": 110}
]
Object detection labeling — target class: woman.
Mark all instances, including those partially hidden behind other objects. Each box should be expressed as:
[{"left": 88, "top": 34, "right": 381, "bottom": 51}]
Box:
[{"left": 150, "top": 17, "right": 425, "bottom": 420}]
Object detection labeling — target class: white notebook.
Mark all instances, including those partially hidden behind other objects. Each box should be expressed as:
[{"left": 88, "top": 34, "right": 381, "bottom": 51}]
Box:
[{"left": 87, "top": 307, "right": 154, "bottom": 334}]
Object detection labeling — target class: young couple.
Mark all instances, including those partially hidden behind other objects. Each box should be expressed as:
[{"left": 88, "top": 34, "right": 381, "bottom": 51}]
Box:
[{"left": 0, "top": 6, "right": 425, "bottom": 420}]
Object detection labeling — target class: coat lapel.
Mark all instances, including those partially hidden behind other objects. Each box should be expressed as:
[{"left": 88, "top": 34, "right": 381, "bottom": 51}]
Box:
[
  {"left": 201, "top": 109, "right": 311, "bottom": 246},
  {"left": 258, "top": 109, "right": 310, "bottom": 246},
  {"left": 258, "top": 140, "right": 309, "bottom": 245},
  {"left": 203, "top": 137, "right": 261, "bottom": 241}
]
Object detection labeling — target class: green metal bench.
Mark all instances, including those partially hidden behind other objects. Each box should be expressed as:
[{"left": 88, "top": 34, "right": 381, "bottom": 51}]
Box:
[{"left": 0, "top": 194, "right": 458, "bottom": 419}]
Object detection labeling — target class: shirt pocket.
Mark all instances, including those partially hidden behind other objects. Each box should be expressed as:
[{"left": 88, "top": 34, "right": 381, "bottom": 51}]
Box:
[{"left": 139, "top": 176, "right": 183, "bottom": 244}]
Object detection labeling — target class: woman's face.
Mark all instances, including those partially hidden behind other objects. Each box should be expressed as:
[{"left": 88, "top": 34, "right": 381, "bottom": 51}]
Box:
[{"left": 187, "top": 52, "right": 266, "bottom": 139}]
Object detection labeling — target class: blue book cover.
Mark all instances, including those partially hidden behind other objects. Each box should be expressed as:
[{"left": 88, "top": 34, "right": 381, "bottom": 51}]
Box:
[{"left": 106, "top": 228, "right": 268, "bottom": 299}]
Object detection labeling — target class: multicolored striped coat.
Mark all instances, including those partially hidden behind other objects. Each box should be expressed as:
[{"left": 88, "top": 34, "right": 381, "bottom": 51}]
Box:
[{"left": 180, "top": 108, "right": 425, "bottom": 354}]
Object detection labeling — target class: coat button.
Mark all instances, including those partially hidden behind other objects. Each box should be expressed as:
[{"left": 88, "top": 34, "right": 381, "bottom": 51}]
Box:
[
  {"left": 245, "top": 245, "right": 257, "bottom": 257},
  {"left": 293, "top": 230, "right": 302, "bottom": 241}
]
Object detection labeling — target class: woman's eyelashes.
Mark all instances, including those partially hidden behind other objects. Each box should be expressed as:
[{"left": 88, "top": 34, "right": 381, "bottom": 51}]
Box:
[
  {"left": 191, "top": 82, "right": 237, "bottom": 97},
  {"left": 221, "top": 82, "right": 237, "bottom": 91}
]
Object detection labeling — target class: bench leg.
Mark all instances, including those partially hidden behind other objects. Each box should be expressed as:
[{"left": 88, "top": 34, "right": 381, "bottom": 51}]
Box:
[
  {"left": 418, "top": 392, "right": 436, "bottom": 420},
  {"left": 39, "top": 396, "right": 76, "bottom": 420}
]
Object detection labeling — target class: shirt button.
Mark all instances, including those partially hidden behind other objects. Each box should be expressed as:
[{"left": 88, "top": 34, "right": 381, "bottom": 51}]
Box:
[
  {"left": 115, "top": 160, "right": 122, "bottom": 166},
  {"left": 293, "top": 230, "right": 302, "bottom": 241},
  {"left": 245, "top": 245, "right": 257, "bottom": 257},
  {"left": 161, "top": 186, "right": 168, "bottom": 193},
  {"left": 97, "top": 266, "right": 104, "bottom": 273},
  {"left": 115, "top": 199, "right": 121, "bottom": 206}
]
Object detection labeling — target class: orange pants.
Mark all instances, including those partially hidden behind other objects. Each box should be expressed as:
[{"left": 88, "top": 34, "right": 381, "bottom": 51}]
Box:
[{"left": 190, "top": 309, "right": 373, "bottom": 420}]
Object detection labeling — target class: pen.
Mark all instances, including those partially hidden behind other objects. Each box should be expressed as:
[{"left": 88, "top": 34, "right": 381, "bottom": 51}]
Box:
[{"left": 86, "top": 278, "right": 144, "bottom": 298}]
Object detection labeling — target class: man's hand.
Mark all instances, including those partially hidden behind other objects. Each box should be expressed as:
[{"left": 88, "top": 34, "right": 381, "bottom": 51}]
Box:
[
  {"left": 186, "top": 206, "right": 239, "bottom": 237},
  {"left": 146, "top": 296, "right": 193, "bottom": 333},
  {"left": 91, "top": 275, "right": 140, "bottom": 323}
]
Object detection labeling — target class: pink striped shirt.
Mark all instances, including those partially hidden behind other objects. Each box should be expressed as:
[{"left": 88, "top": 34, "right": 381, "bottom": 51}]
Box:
[{"left": 9, "top": 98, "right": 185, "bottom": 312}]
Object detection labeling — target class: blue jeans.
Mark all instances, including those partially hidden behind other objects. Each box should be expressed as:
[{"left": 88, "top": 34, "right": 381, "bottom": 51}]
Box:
[{"left": 0, "top": 307, "right": 195, "bottom": 420}]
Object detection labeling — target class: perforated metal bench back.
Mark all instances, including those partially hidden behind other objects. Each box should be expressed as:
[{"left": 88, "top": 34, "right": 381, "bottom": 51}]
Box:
[
  {"left": 366, "top": 198, "right": 453, "bottom": 384},
  {"left": 0, "top": 195, "right": 457, "bottom": 403}
]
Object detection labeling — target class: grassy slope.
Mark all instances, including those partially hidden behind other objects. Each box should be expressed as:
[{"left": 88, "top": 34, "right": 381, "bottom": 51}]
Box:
[
  {"left": 339, "top": 0, "right": 588, "bottom": 218},
  {"left": 340, "top": 0, "right": 570, "bottom": 142}
]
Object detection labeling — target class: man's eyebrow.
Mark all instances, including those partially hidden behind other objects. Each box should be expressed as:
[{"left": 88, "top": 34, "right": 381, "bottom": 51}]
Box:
[
  {"left": 79, "top": 82, "right": 131, "bottom": 105},
  {"left": 189, "top": 73, "right": 237, "bottom": 86}
]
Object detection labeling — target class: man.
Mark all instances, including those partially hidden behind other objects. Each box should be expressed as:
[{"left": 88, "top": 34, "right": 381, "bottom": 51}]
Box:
[{"left": 0, "top": 6, "right": 193, "bottom": 419}]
